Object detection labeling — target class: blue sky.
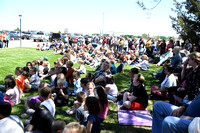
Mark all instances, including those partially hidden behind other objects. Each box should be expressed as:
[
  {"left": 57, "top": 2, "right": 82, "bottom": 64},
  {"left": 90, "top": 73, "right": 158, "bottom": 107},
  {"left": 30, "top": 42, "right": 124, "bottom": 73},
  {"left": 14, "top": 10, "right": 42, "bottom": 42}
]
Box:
[{"left": 0, "top": 0, "right": 184, "bottom": 36}]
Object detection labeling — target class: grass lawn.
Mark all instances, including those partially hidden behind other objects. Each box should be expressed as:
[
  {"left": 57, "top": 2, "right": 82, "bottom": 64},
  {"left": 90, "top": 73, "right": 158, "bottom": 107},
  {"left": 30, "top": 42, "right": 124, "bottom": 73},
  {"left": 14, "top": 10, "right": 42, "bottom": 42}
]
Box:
[{"left": 0, "top": 47, "right": 163, "bottom": 133}]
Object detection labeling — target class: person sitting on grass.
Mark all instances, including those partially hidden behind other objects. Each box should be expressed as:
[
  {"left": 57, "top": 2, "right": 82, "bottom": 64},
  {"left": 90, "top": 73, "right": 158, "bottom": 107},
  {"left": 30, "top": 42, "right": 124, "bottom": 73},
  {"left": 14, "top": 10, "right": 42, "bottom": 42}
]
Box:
[
  {"left": 70, "top": 71, "right": 82, "bottom": 96},
  {"left": 66, "top": 91, "right": 86, "bottom": 115},
  {"left": 105, "top": 74, "right": 118, "bottom": 102},
  {"left": 0, "top": 102, "right": 24, "bottom": 133},
  {"left": 63, "top": 122, "right": 86, "bottom": 133},
  {"left": 52, "top": 119, "right": 66, "bottom": 133},
  {"left": 121, "top": 74, "right": 148, "bottom": 110},
  {"left": 85, "top": 73, "right": 95, "bottom": 82},
  {"left": 95, "top": 60, "right": 111, "bottom": 87},
  {"left": 74, "top": 91, "right": 89, "bottom": 126},
  {"left": 152, "top": 91, "right": 200, "bottom": 133},
  {"left": 65, "top": 60, "right": 75, "bottom": 87},
  {"left": 86, "top": 82, "right": 95, "bottom": 97},
  {"left": 26, "top": 96, "right": 55, "bottom": 133},
  {"left": 117, "top": 58, "right": 124, "bottom": 73},
  {"left": 151, "top": 64, "right": 177, "bottom": 100},
  {"left": 117, "top": 68, "right": 139, "bottom": 101},
  {"left": 132, "top": 54, "right": 150, "bottom": 71},
  {"left": 25, "top": 67, "right": 41, "bottom": 90},
  {"left": 75, "top": 60, "right": 86, "bottom": 74},
  {"left": 110, "top": 60, "right": 117, "bottom": 75},
  {"left": 52, "top": 79, "right": 69, "bottom": 107},
  {"left": 40, "top": 87, "right": 56, "bottom": 117},
  {"left": 4, "top": 75, "right": 21, "bottom": 106}
]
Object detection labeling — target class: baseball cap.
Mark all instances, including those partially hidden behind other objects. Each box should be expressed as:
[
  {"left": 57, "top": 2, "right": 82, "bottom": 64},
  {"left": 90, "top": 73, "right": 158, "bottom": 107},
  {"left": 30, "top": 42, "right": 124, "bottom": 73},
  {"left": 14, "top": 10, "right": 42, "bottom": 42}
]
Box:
[{"left": 42, "top": 56, "right": 48, "bottom": 61}]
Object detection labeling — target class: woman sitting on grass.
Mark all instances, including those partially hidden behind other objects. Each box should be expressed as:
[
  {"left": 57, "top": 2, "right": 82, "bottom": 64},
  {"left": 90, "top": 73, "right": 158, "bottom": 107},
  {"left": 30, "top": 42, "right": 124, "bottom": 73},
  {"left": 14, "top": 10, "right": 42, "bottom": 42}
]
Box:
[
  {"left": 151, "top": 64, "right": 177, "bottom": 100},
  {"left": 121, "top": 74, "right": 148, "bottom": 110}
]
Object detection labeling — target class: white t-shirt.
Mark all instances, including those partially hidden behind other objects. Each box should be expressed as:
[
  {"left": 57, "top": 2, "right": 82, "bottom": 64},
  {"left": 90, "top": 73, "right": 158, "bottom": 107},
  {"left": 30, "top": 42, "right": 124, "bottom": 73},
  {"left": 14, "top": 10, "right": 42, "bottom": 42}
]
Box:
[
  {"left": 0, "top": 115, "right": 24, "bottom": 133},
  {"left": 78, "top": 64, "right": 86, "bottom": 74},
  {"left": 41, "top": 98, "right": 55, "bottom": 117},
  {"left": 5, "top": 87, "right": 20, "bottom": 105},
  {"left": 105, "top": 83, "right": 118, "bottom": 97},
  {"left": 134, "top": 60, "right": 149, "bottom": 70},
  {"left": 123, "top": 40, "right": 129, "bottom": 48},
  {"left": 160, "top": 74, "right": 177, "bottom": 90}
]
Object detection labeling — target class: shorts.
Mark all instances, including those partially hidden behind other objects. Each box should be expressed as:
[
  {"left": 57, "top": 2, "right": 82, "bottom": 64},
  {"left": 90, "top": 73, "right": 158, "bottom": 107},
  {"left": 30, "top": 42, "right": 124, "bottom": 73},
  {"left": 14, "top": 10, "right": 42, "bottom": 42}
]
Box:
[{"left": 130, "top": 102, "right": 146, "bottom": 110}]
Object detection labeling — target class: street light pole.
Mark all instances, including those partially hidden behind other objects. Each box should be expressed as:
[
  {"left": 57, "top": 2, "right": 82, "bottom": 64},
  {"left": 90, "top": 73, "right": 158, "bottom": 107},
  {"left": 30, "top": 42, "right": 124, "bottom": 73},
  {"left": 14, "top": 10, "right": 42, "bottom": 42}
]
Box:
[
  {"left": 19, "top": 15, "right": 22, "bottom": 47},
  {"left": 102, "top": 12, "right": 104, "bottom": 36}
]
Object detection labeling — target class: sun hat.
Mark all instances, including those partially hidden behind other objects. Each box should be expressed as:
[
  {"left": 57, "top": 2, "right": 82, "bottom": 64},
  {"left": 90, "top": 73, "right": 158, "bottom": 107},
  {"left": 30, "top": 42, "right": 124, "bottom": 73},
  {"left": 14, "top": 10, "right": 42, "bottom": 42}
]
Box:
[{"left": 180, "top": 49, "right": 190, "bottom": 57}]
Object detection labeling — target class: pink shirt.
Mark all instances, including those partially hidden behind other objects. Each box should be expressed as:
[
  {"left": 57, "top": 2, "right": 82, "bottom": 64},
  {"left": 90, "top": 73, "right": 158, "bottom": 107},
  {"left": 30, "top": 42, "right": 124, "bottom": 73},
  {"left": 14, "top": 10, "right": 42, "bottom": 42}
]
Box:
[{"left": 99, "top": 104, "right": 108, "bottom": 120}]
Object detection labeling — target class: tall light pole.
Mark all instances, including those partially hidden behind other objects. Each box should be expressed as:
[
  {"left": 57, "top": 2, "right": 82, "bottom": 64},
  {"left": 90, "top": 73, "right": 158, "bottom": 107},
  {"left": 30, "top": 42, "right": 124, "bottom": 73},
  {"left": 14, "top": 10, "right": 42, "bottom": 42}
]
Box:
[
  {"left": 102, "top": 12, "right": 104, "bottom": 36},
  {"left": 19, "top": 15, "right": 22, "bottom": 47}
]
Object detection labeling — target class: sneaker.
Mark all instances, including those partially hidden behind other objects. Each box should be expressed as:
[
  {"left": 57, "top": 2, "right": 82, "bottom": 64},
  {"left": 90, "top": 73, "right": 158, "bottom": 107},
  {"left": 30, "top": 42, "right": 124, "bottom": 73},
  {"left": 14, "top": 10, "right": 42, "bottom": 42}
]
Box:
[
  {"left": 152, "top": 73, "right": 157, "bottom": 79},
  {"left": 21, "top": 113, "right": 30, "bottom": 119},
  {"left": 66, "top": 109, "right": 75, "bottom": 115}
]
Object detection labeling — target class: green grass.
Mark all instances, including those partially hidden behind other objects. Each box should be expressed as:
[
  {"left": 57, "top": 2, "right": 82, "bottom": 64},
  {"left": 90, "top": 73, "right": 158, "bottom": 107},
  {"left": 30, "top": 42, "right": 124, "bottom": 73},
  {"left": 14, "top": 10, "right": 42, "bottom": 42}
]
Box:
[{"left": 0, "top": 47, "right": 163, "bottom": 133}]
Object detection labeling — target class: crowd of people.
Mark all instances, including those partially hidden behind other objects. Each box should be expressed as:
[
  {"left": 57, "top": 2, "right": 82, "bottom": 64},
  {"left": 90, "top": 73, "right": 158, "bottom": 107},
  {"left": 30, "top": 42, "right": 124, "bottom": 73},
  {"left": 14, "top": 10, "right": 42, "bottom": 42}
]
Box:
[
  {"left": 0, "top": 35, "right": 200, "bottom": 133},
  {"left": 0, "top": 31, "right": 10, "bottom": 48}
]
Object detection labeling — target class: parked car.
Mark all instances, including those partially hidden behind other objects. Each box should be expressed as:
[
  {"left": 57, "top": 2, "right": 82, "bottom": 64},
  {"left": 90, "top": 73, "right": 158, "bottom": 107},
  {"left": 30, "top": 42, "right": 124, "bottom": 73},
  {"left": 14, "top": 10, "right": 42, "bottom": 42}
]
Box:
[
  {"left": 9, "top": 31, "right": 20, "bottom": 36},
  {"left": 77, "top": 36, "right": 85, "bottom": 44},
  {"left": 32, "top": 32, "right": 49, "bottom": 42},
  {"left": 72, "top": 36, "right": 78, "bottom": 43},
  {"left": 9, "top": 33, "right": 20, "bottom": 40},
  {"left": 21, "top": 32, "right": 32, "bottom": 40},
  {"left": 49, "top": 33, "right": 62, "bottom": 42},
  {"left": 84, "top": 35, "right": 93, "bottom": 43}
]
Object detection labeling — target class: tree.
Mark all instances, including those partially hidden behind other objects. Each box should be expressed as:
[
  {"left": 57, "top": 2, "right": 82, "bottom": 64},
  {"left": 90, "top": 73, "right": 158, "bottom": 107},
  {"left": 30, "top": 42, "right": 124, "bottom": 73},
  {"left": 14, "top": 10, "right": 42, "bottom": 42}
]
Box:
[
  {"left": 137, "top": 0, "right": 200, "bottom": 45},
  {"left": 141, "top": 33, "right": 149, "bottom": 39},
  {"left": 136, "top": 0, "right": 161, "bottom": 10},
  {"left": 170, "top": 0, "right": 200, "bottom": 45},
  {"left": 14, "top": 27, "right": 20, "bottom": 31},
  {"left": 64, "top": 28, "right": 68, "bottom": 33}
]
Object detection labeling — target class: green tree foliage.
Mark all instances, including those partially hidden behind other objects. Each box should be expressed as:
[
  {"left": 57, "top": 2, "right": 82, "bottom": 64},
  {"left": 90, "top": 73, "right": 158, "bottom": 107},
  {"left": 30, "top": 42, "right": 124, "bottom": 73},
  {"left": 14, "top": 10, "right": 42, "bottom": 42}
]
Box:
[
  {"left": 170, "top": 0, "right": 200, "bottom": 44},
  {"left": 14, "top": 27, "right": 20, "bottom": 31}
]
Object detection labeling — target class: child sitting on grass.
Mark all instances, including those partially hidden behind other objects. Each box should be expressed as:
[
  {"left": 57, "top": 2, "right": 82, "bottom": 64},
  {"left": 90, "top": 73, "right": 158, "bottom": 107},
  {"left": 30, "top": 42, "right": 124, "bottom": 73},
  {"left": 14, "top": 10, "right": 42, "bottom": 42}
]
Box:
[
  {"left": 86, "top": 82, "right": 95, "bottom": 97},
  {"left": 117, "top": 58, "right": 124, "bottom": 73},
  {"left": 52, "top": 79, "right": 69, "bottom": 107},
  {"left": 63, "top": 122, "right": 86, "bottom": 133},
  {"left": 40, "top": 87, "right": 56, "bottom": 117},
  {"left": 52, "top": 119, "right": 66, "bottom": 133},
  {"left": 66, "top": 91, "right": 85, "bottom": 115},
  {"left": 4, "top": 75, "right": 21, "bottom": 106},
  {"left": 121, "top": 74, "right": 148, "bottom": 110},
  {"left": 75, "top": 60, "right": 86, "bottom": 74},
  {"left": 105, "top": 75, "right": 118, "bottom": 102},
  {"left": 26, "top": 96, "right": 55, "bottom": 133},
  {"left": 74, "top": 91, "right": 89, "bottom": 126},
  {"left": 69, "top": 71, "right": 82, "bottom": 96}
]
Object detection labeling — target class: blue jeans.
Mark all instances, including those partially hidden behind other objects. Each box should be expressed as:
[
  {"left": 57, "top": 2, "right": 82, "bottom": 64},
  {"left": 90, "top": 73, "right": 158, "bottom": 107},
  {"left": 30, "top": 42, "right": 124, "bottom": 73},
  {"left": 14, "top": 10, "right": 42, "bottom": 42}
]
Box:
[
  {"left": 107, "top": 93, "right": 117, "bottom": 102},
  {"left": 119, "top": 45, "right": 123, "bottom": 53},
  {"left": 152, "top": 101, "right": 192, "bottom": 133}
]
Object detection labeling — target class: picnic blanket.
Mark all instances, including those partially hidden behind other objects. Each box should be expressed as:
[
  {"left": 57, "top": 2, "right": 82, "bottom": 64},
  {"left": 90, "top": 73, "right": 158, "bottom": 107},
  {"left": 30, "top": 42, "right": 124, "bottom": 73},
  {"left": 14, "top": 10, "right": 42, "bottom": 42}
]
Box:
[{"left": 117, "top": 102, "right": 152, "bottom": 126}]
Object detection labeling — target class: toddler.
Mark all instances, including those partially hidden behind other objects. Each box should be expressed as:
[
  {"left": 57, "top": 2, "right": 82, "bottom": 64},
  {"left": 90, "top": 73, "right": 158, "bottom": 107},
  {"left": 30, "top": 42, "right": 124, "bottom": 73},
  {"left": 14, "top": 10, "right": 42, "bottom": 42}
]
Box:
[{"left": 52, "top": 79, "right": 69, "bottom": 107}]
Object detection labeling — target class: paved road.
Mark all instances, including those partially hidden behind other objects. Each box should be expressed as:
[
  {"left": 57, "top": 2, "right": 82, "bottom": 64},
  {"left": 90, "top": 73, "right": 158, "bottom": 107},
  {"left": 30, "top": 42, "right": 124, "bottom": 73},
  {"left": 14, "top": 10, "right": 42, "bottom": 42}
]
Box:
[{"left": 7, "top": 39, "right": 50, "bottom": 48}]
